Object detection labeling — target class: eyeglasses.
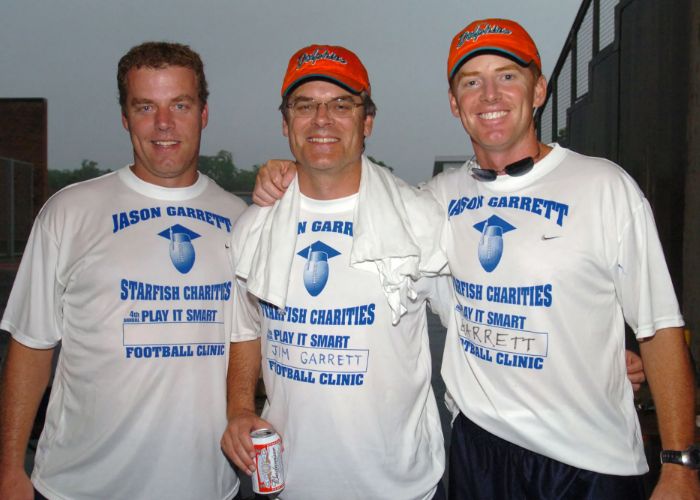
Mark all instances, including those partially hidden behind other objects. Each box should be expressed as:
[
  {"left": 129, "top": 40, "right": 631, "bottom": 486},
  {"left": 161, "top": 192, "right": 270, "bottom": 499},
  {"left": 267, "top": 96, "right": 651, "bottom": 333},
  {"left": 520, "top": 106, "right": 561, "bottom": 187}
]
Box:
[
  {"left": 470, "top": 156, "right": 534, "bottom": 181},
  {"left": 287, "top": 97, "right": 363, "bottom": 119}
]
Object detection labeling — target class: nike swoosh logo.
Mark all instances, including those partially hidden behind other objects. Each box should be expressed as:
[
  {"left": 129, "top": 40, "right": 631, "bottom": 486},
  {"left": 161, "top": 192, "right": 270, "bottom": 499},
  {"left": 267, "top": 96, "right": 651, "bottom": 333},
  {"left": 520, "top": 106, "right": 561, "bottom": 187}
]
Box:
[{"left": 541, "top": 235, "right": 562, "bottom": 241}]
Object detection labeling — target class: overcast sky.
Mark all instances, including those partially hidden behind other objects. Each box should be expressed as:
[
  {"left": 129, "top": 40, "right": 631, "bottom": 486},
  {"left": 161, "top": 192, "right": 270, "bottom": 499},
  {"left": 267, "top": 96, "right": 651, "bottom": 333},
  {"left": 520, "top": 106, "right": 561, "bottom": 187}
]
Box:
[{"left": 2, "top": 0, "right": 580, "bottom": 185}]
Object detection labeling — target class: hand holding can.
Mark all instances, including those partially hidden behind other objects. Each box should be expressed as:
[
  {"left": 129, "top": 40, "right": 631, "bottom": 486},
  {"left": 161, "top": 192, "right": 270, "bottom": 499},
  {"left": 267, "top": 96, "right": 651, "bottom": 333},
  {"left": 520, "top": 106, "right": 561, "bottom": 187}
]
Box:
[{"left": 251, "top": 429, "right": 285, "bottom": 495}]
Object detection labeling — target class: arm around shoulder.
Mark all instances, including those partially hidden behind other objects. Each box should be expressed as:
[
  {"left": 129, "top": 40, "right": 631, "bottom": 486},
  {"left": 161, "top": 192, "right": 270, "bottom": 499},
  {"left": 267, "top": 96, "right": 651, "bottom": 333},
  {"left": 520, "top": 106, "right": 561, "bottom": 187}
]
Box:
[{"left": 252, "top": 160, "right": 297, "bottom": 206}]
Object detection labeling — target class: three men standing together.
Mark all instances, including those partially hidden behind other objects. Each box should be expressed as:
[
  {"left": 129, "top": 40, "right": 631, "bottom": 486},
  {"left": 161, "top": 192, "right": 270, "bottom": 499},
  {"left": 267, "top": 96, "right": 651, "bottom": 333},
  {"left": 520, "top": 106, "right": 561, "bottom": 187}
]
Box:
[{"left": 1, "top": 16, "right": 697, "bottom": 500}]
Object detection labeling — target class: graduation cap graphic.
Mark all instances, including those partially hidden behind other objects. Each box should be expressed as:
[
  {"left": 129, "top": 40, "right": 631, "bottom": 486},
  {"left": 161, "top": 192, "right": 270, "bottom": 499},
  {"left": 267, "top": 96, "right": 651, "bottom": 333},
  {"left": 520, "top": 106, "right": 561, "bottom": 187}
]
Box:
[
  {"left": 473, "top": 215, "right": 516, "bottom": 272},
  {"left": 297, "top": 241, "right": 341, "bottom": 296},
  {"left": 158, "top": 224, "right": 201, "bottom": 274}
]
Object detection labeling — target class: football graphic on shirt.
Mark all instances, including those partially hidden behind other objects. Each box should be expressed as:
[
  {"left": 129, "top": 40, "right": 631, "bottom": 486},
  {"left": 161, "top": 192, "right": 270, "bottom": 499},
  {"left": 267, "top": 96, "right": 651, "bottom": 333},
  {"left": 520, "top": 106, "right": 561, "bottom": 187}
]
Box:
[
  {"left": 297, "top": 241, "right": 341, "bottom": 296},
  {"left": 473, "top": 215, "right": 516, "bottom": 273},
  {"left": 158, "top": 224, "right": 201, "bottom": 274},
  {"left": 170, "top": 232, "right": 195, "bottom": 273},
  {"left": 478, "top": 223, "right": 503, "bottom": 272},
  {"left": 304, "top": 251, "right": 329, "bottom": 296}
]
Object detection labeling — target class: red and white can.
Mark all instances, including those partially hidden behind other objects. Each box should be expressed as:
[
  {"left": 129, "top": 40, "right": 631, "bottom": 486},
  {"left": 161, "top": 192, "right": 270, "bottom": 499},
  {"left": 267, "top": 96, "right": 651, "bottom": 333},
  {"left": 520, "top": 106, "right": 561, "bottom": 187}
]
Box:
[{"left": 251, "top": 428, "right": 285, "bottom": 495}]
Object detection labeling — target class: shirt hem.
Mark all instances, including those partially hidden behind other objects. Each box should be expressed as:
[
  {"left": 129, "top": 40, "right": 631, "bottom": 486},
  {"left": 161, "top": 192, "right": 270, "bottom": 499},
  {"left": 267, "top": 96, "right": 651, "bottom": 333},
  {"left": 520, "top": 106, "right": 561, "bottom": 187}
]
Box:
[{"left": 31, "top": 476, "right": 239, "bottom": 500}]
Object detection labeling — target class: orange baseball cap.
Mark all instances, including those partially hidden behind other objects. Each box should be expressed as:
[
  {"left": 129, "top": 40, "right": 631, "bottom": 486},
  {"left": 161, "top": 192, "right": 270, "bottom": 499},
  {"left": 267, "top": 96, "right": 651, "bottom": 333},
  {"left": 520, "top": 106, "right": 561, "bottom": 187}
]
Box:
[
  {"left": 281, "top": 44, "right": 371, "bottom": 97},
  {"left": 447, "top": 19, "right": 541, "bottom": 80}
]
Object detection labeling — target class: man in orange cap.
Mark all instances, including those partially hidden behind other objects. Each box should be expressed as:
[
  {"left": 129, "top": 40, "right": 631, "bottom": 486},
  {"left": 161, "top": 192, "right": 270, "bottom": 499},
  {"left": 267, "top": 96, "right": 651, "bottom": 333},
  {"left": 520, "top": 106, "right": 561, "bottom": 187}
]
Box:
[
  {"left": 221, "top": 44, "right": 450, "bottom": 499},
  {"left": 430, "top": 18, "right": 698, "bottom": 499}
]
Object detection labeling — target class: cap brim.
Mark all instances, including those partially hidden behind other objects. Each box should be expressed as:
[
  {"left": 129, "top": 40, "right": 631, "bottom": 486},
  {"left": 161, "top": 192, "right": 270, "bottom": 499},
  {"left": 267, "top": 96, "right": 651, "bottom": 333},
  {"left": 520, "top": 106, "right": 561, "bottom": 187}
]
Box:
[
  {"left": 283, "top": 74, "right": 364, "bottom": 97},
  {"left": 449, "top": 47, "right": 531, "bottom": 80}
]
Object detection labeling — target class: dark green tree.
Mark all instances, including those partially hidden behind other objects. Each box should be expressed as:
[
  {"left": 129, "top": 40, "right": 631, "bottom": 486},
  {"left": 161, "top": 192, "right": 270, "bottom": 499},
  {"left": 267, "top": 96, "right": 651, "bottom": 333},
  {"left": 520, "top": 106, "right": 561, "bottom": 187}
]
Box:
[
  {"left": 198, "top": 150, "right": 257, "bottom": 193},
  {"left": 48, "top": 152, "right": 258, "bottom": 196},
  {"left": 48, "top": 160, "right": 111, "bottom": 194}
]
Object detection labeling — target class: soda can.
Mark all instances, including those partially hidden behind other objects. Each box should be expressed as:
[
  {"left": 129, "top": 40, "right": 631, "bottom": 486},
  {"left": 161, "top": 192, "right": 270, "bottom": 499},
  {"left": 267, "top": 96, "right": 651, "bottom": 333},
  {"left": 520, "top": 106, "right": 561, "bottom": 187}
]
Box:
[{"left": 251, "top": 429, "right": 285, "bottom": 495}]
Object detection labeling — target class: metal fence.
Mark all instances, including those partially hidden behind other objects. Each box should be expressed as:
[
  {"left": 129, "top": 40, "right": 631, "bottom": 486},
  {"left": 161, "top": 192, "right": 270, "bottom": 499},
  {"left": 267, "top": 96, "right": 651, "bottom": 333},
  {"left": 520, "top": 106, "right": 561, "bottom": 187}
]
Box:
[
  {"left": 537, "top": 0, "right": 620, "bottom": 144},
  {"left": 1, "top": 157, "right": 34, "bottom": 257}
]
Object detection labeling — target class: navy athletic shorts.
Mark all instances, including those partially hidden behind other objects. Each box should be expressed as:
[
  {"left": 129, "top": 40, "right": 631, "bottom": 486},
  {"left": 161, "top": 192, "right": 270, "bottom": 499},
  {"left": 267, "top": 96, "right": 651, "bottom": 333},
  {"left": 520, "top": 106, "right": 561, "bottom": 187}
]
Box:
[{"left": 448, "top": 412, "right": 645, "bottom": 499}]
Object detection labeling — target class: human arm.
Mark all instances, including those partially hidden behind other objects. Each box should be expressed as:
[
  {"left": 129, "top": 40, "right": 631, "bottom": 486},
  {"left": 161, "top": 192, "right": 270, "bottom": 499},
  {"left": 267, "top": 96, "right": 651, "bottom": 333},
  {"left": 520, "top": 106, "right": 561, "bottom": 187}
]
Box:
[
  {"left": 0, "top": 338, "right": 55, "bottom": 500},
  {"left": 639, "top": 327, "right": 700, "bottom": 499},
  {"left": 220, "top": 271, "right": 272, "bottom": 474},
  {"left": 252, "top": 160, "right": 297, "bottom": 206},
  {"left": 220, "top": 339, "right": 270, "bottom": 475},
  {"left": 625, "top": 350, "right": 645, "bottom": 391}
]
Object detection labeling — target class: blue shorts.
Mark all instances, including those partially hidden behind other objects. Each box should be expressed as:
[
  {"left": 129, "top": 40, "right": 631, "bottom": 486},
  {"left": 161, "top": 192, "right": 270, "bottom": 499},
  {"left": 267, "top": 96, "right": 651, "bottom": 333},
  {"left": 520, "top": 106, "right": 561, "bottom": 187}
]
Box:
[{"left": 448, "top": 413, "right": 645, "bottom": 499}]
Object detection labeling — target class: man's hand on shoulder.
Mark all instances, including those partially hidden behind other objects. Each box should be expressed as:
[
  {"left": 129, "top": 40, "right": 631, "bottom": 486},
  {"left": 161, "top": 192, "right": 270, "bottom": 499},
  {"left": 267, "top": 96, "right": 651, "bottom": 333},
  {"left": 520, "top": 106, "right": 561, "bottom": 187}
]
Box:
[
  {"left": 220, "top": 409, "right": 275, "bottom": 475},
  {"left": 252, "top": 160, "right": 297, "bottom": 206}
]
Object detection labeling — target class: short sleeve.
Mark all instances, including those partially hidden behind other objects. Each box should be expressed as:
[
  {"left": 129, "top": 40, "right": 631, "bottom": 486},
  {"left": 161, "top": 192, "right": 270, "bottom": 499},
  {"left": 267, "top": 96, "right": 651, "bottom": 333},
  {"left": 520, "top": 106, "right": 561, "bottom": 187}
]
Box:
[
  {"left": 614, "top": 199, "right": 683, "bottom": 338},
  {"left": 229, "top": 207, "right": 262, "bottom": 342},
  {"left": 1, "top": 218, "right": 63, "bottom": 348},
  {"left": 230, "top": 277, "right": 262, "bottom": 342}
]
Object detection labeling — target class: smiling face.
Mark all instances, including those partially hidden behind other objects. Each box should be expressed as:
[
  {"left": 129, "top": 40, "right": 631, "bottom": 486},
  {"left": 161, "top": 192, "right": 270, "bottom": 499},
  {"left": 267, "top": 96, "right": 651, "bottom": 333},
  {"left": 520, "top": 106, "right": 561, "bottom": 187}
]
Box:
[
  {"left": 283, "top": 80, "right": 374, "bottom": 199},
  {"left": 449, "top": 54, "right": 546, "bottom": 168},
  {"left": 121, "top": 65, "right": 208, "bottom": 187}
]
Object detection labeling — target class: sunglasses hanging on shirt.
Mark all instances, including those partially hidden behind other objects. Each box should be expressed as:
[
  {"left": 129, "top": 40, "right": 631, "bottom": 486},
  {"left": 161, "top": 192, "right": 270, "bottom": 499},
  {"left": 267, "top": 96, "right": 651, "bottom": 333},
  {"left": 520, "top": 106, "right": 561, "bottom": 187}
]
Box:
[{"left": 469, "top": 156, "right": 535, "bottom": 182}]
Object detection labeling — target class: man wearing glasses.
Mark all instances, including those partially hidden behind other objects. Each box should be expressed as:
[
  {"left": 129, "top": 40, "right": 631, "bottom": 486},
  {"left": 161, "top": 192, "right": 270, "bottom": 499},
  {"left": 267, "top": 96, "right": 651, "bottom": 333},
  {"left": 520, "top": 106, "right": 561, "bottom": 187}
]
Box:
[{"left": 220, "top": 45, "right": 450, "bottom": 499}]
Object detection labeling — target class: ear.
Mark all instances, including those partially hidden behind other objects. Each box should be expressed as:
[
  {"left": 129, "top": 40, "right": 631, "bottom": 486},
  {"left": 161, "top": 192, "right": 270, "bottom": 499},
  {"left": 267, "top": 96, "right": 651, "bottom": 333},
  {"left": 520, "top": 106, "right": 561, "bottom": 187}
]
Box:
[
  {"left": 448, "top": 87, "right": 460, "bottom": 118},
  {"left": 363, "top": 114, "right": 374, "bottom": 138},
  {"left": 121, "top": 112, "right": 129, "bottom": 132},
  {"left": 533, "top": 75, "right": 547, "bottom": 109},
  {"left": 282, "top": 114, "right": 289, "bottom": 138},
  {"left": 200, "top": 103, "right": 209, "bottom": 129}
]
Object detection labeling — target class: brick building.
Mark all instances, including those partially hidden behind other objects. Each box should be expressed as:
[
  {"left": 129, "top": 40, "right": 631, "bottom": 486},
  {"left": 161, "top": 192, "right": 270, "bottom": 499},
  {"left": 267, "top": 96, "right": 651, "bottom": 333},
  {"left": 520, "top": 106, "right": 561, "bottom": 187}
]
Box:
[{"left": 0, "top": 98, "right": 47, "bottom": 256}]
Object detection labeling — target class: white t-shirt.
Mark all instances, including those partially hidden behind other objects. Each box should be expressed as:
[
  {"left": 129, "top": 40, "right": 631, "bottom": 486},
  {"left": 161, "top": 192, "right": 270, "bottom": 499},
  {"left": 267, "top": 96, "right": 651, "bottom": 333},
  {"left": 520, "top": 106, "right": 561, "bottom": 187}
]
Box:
[
  {"left": 1, "top": 167, "right": 247, "bottom": 500},
  {"left": 426, "top": 144, "right": 683, "bottom": 475},
  {"left": 231, "top": 194, "right": 445, "bottom": 500}
]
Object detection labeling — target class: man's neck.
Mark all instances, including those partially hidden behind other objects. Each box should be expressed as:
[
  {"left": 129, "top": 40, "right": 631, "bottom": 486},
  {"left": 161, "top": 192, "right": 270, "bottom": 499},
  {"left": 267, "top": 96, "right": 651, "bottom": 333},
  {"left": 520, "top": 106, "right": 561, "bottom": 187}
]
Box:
[
  {"left": 297, "top": 161, "right": 361, "bottom": 200},
  {"left": 472, "top": 135, "right": 550, "bottom": 173},
  {"left": 129, "top": 164, "right": 199, "bottom": 188}
]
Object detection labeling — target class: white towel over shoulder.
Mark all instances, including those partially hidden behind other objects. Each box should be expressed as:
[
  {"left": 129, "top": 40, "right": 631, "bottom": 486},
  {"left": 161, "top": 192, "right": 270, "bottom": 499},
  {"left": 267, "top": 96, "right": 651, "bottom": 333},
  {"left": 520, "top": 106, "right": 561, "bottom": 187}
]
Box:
[{"left": 235, "top": 156, "right": 448, "bottom": 323}]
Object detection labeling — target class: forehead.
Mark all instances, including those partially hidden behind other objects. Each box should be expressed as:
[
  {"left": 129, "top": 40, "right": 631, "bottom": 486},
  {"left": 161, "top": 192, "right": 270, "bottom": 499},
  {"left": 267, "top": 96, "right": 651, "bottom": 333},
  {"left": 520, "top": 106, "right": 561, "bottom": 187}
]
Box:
[
  {"left": 125, "top": 66, "right": 198, "bottom": 96},
  {"left": 289, "top": 79, "right": 355, "bottom": 99}
]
